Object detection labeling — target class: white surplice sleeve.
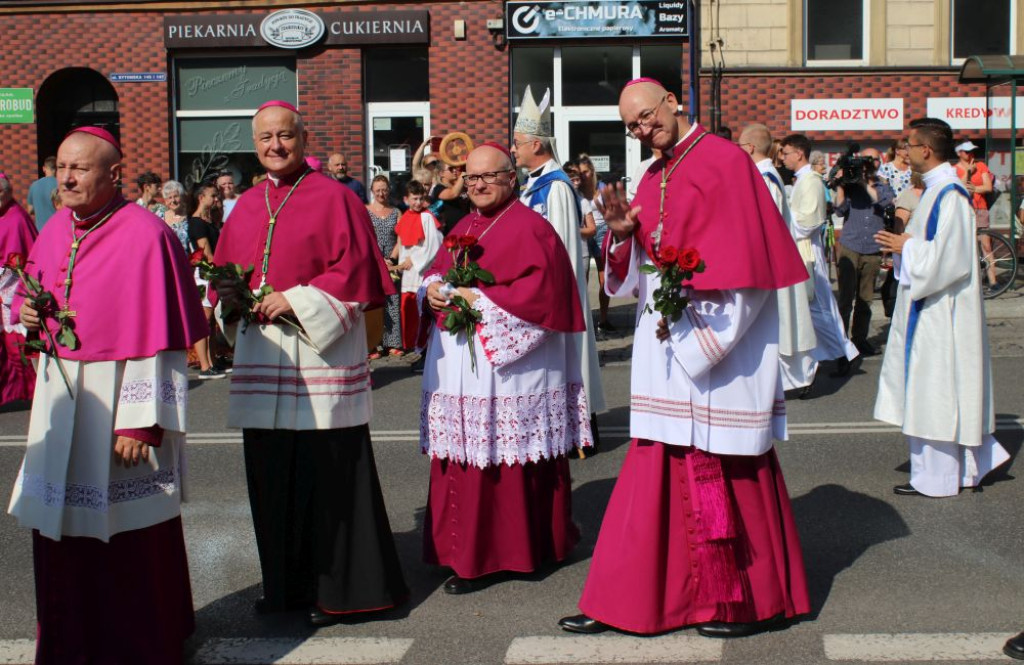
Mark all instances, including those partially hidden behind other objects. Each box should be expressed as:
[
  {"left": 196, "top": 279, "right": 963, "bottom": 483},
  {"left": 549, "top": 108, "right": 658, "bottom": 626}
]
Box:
[
  {"left": 472, "top": 291, "right": 550, "bottom": 368},
  {"left": 114, "top": 350, "right": 189, "bottom": 433},
  {"left": 790, "top": 178, "right": 825, "bottom": 233},
  {"left": 283, "top": 285, "right": 363, "bottom": 354},
  {"left": 668, "top": 288, "right": 771, "bottom": 381},
  {"left": 604, "top": 235, "right": 641, "bottom": 297},
  {"left": 900, "top": 195, "right": 975, "bottom": 301}
]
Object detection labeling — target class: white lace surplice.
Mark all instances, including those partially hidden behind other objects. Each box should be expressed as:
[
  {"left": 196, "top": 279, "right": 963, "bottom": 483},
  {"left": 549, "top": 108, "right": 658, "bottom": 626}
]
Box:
[
  {"left": 8, "top": 351, "right": 189, "bottom": 542},
  {"left": 419, "top": 280, "right": 592, "bottom": 469}
]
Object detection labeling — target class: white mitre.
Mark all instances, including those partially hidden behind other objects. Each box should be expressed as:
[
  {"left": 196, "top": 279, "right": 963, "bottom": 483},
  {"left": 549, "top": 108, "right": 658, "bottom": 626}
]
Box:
[{"left": 514, "top": 85, "right": 553, "bottom": 138}]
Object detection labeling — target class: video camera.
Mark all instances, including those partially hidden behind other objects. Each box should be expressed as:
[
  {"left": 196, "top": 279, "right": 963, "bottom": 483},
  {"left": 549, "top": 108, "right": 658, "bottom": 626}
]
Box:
[{"left": 826, "top": 143, "right": 870, "bottom": 190}]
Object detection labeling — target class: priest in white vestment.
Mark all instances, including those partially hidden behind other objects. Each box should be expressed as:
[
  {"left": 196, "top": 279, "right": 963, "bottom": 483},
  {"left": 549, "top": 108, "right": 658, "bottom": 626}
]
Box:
[
  {"left": 781, "top": 134, "right": 859, "bottom": 376},
  {"left": 511, "top": 85, "right": 606, "bottom": 426},
  {"left": 874, "top": 117, "right": 1009, "bottom": 498},
  {"left": 740, "top": 124, "right": 818, "bottom": 396},
  {"left": 419, "top": 143, "right": 592, "bottom": 595}
]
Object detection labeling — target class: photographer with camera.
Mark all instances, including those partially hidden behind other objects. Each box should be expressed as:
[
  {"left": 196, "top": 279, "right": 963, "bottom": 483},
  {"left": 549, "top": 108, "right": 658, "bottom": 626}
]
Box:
[{"left": 831, "top": 146, "right": 895, "bottom": 356}]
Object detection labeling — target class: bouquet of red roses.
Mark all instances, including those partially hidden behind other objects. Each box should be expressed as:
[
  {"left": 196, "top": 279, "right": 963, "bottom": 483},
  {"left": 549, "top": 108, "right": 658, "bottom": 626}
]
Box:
[
  {"left": 191, "top": 251, "right": 309, "bottom": 343},
  {"left": 639, "top": 245, "right": 705, "bottom": 323},
  {"left": 438, "top": 234, "right": 494, "bottom": 372},
  {"left": 5, "top": 252, "right": 74, "bottom": 398}
]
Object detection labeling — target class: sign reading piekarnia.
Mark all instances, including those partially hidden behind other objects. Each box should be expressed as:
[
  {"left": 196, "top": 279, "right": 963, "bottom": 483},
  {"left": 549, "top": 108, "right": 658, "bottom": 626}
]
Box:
[{"left": 164, "top": 9, "right": 429, "bottom": 48}]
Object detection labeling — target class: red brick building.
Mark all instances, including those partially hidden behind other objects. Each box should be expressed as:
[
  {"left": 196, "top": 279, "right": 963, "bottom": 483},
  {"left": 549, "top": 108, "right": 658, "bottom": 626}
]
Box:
[{"left": 0, "top": 0, "right": 1011, "bottom": 205}]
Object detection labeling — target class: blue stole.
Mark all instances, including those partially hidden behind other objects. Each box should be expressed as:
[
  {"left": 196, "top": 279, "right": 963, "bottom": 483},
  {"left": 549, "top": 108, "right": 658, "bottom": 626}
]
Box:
[
  {"left": 761, "top": 170, "right": 784, "bottom": 194},
  {"left": 904, "top": 182, "right": 970, "bottom": 378},
  {"left": 522, "top": 170, "right": 582, "bottom": 221}
]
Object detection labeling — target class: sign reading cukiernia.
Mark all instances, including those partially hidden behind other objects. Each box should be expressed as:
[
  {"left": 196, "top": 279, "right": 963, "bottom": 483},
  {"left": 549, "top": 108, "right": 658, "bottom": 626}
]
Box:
[
  {"left": 506, "top": 1, "right": 688, "bottom": 40},
  {"left": 791, "top": 98, "right": 904, "bottom": 132},
  {"left": 0, "top": 89, "right": 33, "bottom": 124}
]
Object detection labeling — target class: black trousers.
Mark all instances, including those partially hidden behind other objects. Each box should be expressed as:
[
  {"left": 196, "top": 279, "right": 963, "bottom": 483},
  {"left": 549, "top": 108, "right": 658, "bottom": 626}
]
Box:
[{"left": 243, "top": 426, "right": 408, "bottom": 613}]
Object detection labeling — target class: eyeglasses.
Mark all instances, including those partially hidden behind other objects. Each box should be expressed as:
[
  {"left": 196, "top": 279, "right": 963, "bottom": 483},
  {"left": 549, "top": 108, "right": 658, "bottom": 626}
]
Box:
[
  {"left": 423, "top": 160, "right": 439, "bottom": 168},
  {"left": 512, "top": 138, "right": 537, "bottom": 149},
  {"left": 462, "top": 170, "right": 513, "bottom": 186},
  {"left": 906, "top": 142, "right": 926, "bottom": 150},
  {"left": 625, "top": 95, "right": 669, "bottom": 137}
]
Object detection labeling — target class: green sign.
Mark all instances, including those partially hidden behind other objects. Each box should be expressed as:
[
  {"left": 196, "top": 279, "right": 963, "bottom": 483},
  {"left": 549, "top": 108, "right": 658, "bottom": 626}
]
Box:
[
  {"left": 0, "top": 89, "right": 33, "bottom": 124},
  {"left": 176, "top": 57, "right": 296, "bottom": 111}
]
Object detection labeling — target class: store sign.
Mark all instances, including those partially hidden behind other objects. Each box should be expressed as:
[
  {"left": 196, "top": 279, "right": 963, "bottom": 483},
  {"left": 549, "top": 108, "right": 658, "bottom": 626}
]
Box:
[
  {"left": 165, "top": 10, "right": 429, "bottom": 49},
  {"left": 927, "top": 97, "right": 1024, "bottom": 130},
  {"left": 176, "top": 58, "right": 296, "bottom": 112},
  {"left": 505, "top": 1, "right": 688, "bottom": 40},
  {"left": 0, "top": 88, "right": 33, "bottom": 124},
  {"left": 260, "top": 9, "right": 325, "bottom": 50},
  {"left": 791, "top": 98, "right": 904, "bottom": 131}
]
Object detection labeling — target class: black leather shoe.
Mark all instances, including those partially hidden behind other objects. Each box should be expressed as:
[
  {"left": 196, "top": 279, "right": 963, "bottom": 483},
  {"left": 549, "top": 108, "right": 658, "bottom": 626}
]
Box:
[
  {"left": 893, "top": 483, "right": 921, "bottom": 496},
  {"left": 798, "top": 384, "right": 813, "bottom": 400},
  {"left": 558, "top": 614, "right": 610, "bottom": 634},
  {"left": 1004, "top": 632, "right": 1024, "bottom": 660},
  {"left": 443, "top": 575, "right": 481, "bottom": 595},
  {"left": 696, "top": 614, "right": 786, "bottom": 638},
  {"left": 308, "top": 606, "right": 351, "bottom": 628},
  {"left": 830, "top": 356, "right": 851, "bottom": 378}
]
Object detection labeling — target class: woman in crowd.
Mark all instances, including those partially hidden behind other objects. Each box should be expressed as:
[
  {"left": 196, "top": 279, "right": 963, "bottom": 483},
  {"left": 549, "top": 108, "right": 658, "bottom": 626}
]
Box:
[
  {"left": 878, "top": 138, "right": 912, "bottom": 197},
  {"left": 576, "top": 154, "right": 612, "bottom": 332},
  {"left": 162, "top": 180, "right": 191, "bottom": 255},
  {"left": 955, "top": 140, "right": 996, "bottom": 284},
  {"left": 186, "top": 182, "right": 224, "bottom": 380},
  {"left": 563, "top": 159, "right": 597, "bottom": 284},
  {"left": 365, "top": 175, "right": 403, "bottom": 358}
]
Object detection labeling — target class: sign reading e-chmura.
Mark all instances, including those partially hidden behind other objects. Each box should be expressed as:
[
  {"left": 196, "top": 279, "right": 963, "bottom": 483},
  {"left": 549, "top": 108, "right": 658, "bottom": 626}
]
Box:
[{"left": 164, "top": 9, "right": 429, "bottom": 49}]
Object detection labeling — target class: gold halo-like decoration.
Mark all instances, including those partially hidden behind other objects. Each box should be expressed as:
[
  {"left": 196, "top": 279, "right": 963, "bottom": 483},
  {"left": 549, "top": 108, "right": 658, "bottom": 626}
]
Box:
[{"left": 439, "top": 132, "right": 475, "bottom": 167}]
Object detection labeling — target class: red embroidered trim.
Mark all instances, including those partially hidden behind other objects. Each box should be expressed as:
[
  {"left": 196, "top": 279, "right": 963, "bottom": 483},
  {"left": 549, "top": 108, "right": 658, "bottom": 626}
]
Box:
[
  {"left": 317, "top": 290, "right": 356, "bottom": 333},
  {"left": 233, "top": 363, "right": 366, "bottom": 372},
  {"left": 631, "top": 395, "right": 784, "bottom": 428},
  {"left": 684, "top": 307, "right": 725, "bottom": 364},
  {"left": 230, "top": 373, "right": 369, "bottom": 386},
  {"left": 230, "top": 386, "right": 369, "bottom": 398}
]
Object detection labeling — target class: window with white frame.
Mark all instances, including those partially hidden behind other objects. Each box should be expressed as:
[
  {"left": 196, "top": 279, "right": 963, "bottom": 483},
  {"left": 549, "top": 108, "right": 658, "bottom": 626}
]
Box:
[
  {"left": 805, "top": 0, "right": 867, "bottom": 65},
  {"left": 952, "top": 0, "right": 1014, "bottom": 62}
]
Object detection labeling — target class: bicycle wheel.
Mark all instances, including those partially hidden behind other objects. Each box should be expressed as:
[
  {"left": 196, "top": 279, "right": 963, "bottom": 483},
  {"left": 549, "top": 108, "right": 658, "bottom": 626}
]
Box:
[{"left": 977, "top": 229, "right": 1017, "bottom": 298}]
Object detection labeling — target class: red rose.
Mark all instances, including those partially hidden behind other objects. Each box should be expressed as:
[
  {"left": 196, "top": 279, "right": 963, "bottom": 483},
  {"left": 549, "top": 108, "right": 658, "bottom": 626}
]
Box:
[
  {"left": 189, "top": 250, "right": 204, "bottom": 267},
  {"left": 458, "top": 235, "right": 478, "bottom": 249},
  {"left": 5, "top": 252, "right": 25, "bottom": 270},
  {"left": 677, "top": 248, "right": 701, "bottom": 272},
  {"left": 443, "top": 236, "right": 459, "bottom": 250},
  {"left": 659, "top": 245, "right": 678, "bottom": 263}
]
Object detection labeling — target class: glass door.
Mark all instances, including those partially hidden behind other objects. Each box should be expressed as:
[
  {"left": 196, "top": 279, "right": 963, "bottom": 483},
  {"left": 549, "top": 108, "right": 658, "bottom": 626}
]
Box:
[
  {"left": 366, "top": 101, "right": 430, "bottom": 203},
  {"left": 556, "top": 107, "right": 637, "bottom": 187}
]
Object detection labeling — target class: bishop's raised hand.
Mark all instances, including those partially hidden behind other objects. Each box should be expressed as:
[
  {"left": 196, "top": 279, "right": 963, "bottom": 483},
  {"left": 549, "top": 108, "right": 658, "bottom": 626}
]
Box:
[{"left": 596, "top": 181, "right": 640, "bottom": 241}]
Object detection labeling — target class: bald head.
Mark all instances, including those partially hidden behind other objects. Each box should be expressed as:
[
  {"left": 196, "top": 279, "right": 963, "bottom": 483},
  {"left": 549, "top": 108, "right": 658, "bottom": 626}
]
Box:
[
  {"left": 464, "top": 145, "right": 516, "bottom": 214},
  {"left": 619, "top": 81, "right": 684, "bottom": 152},
  {"left": 739, "top": 124, "right": 773, "bottom": 159},
  {"left": 56, "top": 131, "right": 123, "bottom": 216}
]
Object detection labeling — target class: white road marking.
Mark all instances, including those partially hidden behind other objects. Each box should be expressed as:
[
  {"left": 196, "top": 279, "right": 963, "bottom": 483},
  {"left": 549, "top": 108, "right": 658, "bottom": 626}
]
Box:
[
  {"left": 505, "top": 635, "right": 723, "bottom": 664},
  {"left": 0, "top": 640, "right": 33, "bottom": 665},
  {"left": 823, "top": 633, "right": 1014, "bottom": 661},
  {"left": 192, "top": 637, "right": 414, "bottom": 664}
]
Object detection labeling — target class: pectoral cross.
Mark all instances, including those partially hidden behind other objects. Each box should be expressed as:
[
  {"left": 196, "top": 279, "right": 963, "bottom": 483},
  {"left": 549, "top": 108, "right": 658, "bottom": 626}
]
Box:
[{"left": 58, "top": 307, "right": 76, "bottom": 319}]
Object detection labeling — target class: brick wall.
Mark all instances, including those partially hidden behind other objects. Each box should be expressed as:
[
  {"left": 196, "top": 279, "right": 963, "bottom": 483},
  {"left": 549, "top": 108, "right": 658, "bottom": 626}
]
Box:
[{"left": 702, "top": 70, "right": 989, "bottom": 141}]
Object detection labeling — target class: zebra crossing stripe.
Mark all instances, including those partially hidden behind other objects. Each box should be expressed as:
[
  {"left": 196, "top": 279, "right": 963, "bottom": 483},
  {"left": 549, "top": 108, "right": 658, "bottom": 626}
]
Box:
[
  {"left": 192, "top": 637, "right": 414, "bottom": 664},
  {"left": 504, "top": 635, "right": 723, "bottom": 664},
  {"left": 823, "top": 633, "right": 1013, "bottom": 661}
]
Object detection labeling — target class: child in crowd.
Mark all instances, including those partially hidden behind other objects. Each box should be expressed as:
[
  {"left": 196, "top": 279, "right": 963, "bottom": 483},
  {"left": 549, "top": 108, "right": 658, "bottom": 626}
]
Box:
[{"left": 392, "top": 180, "right": 443, "bottom": 353}]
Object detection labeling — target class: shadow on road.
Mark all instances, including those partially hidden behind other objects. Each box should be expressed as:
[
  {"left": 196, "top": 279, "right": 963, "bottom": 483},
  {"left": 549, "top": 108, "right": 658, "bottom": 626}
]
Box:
[{"left": 792, "top": 484, "right": 910, "bottom": 620}]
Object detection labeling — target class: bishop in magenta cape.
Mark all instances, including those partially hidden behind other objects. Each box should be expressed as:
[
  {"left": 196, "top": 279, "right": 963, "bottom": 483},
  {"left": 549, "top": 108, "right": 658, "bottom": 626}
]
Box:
[
  {"left": 0, "top": 196, "right": 38, "bottom": 404},
  {"left": 418, "top": 195, "right": 592, "bottom": 582}
]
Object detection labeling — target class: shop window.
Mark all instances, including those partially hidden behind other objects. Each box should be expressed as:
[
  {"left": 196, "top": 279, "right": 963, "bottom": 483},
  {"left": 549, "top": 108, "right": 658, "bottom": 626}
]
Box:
[
  {"left": 365, "top": 47, "right": 428, "bottom": 102},
  {"left": 562, "top": 46, "right": 632, "bottom": 106},
  {"left": 640, "top": 45, "right": 683, "bottom": 97},
  {"left": 805, "top": 0, "right": 865, "bottom": 64},
  {"left": 952, "top": 0, "right": 1013, "bottom": 62},
  {"left": 174, "top": 56, "right": 296, "bottom": 189},
  {"left": 511, "top": 47, "right": 554, "bottom": 107}
]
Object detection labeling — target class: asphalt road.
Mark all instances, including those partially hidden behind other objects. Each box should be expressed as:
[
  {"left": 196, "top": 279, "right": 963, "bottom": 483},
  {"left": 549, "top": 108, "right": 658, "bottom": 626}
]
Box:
[{"left": 0, "top": 294, "right": 1022, "bottom": 665}]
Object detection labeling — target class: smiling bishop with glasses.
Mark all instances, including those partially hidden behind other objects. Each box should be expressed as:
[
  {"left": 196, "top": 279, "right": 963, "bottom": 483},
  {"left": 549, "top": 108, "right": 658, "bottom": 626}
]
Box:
[
  {"left": 558, "top": 79, "right": 812, "bottom": 638},
  {"left": 417, "top": 142, "right": 593, "bottom": 595}
]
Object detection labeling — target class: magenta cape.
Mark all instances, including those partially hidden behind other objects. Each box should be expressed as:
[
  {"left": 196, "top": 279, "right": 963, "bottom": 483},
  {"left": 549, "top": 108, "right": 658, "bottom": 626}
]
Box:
[
  {"left": 12, "top": 200, "right": 208, "bottom": 362},
  {"left": 214, "top": 170, "right": 395, "bottom": 307},
  {"left": 0, "top": 201, "right": 38, "bottom": 258},
  {"left": 427, "top": 199, "right": 584, "bottom": 333},
  {"left": 631, "top": 125, "right": 807, "bottom": 290}
]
